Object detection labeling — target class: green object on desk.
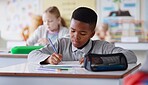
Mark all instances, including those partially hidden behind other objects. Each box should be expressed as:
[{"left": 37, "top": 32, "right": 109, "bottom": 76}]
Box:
[{"left": 11, "top": 46, "right": 43, "bottom": 54}]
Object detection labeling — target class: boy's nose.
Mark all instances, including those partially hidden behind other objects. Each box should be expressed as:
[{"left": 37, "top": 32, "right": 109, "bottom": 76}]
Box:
[{"left": 74, "top": 33, "right": 80, "bottom": 40}]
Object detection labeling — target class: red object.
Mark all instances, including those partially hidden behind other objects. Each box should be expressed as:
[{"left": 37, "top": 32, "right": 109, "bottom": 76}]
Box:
[{"left": 124, "top": 71, "right": 148, "bottom": 85}]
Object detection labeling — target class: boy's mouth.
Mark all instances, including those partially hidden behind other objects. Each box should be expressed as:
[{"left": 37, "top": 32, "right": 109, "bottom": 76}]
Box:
[{"left": 72, "top": 39, "right": 79, "bottom": 44}]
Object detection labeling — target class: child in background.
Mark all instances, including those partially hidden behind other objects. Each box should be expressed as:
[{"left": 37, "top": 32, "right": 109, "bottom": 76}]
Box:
[
  {"left": 28, "top": 7, "right": 137, "bottom": 65},
  {"left": 95, "top": 23, "right": 112, "bottom": 42},
  {"left": 26, "top": 6, "right": 69, "bottom": 46}
]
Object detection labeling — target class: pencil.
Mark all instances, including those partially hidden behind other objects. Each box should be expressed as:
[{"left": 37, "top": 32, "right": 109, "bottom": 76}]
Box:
[{"left": 48, "top": 38, "right": 57, "bottom": 53}]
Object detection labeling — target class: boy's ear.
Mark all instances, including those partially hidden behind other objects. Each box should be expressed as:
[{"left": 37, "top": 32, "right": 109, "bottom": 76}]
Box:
[{"left": 90, "top": 31, "right": 95, "bottom": 38}]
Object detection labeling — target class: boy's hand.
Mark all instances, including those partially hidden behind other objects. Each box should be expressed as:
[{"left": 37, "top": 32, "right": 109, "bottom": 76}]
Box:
[
  {"left": 48, "top": 53, "right": 62, "bottom": 65},
  {"left": 79, "top": 57, "right": 84, "bottom": 65}
]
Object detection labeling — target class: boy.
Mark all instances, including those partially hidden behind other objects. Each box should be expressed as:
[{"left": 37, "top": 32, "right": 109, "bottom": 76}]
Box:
[{"left": 28, "top": 7, "right": 137, "bottom": 65}]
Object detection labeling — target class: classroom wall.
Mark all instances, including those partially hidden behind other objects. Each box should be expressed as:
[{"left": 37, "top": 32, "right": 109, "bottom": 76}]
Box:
[
  {"left": 40, "top": 0, "right": 96, "bottom": 26},
  {"left": 0, "top": 32, "right": 7, "bottom": 50},
  {"left": 0, "top": 0, "right": 42, "bottom": 50},
  {"left": 0, "top": 1, "right": 7, "bottom": 50},
  {"left": 0, "top": 0, "right": 96, "bottom": 50},
  {"left": 144, "top": 0, "right": 148, "bottom": 30}
]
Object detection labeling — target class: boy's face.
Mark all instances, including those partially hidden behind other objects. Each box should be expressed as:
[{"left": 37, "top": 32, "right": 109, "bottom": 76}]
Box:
[{"left": 70, "top": 19, "right": 95, "bottom": 48}]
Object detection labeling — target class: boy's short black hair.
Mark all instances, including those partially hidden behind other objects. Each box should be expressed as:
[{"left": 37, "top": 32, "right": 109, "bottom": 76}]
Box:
[{"left": 72, "top": 7, "right": 97, "bottom": 30}]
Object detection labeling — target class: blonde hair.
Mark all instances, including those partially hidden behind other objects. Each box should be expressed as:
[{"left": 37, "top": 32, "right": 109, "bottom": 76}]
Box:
[
  {"left": 98, "top": 23, "right": 109, "bottom": 31},
  {"left": 44, "top": 6, "right": 61, "bottom": 18},
  {"left": 95, "top": 23, "right": 111, "bottom": 41},
  {"left": 44, "top": 6, "right": 67, "bottom": 27}
]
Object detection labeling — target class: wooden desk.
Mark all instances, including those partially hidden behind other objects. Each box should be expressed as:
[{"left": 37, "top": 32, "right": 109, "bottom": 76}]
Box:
[
  {"left": 0, "top": 62, "right": 141, "bottom": 85},
  {"left": 0, "top": 53, "right": 27, "bottom": 67}
]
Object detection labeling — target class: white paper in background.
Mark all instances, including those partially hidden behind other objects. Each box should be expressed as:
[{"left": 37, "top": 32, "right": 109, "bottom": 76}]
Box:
[{"left": 121, "top": 36, "right": 139, "bottom": 42}]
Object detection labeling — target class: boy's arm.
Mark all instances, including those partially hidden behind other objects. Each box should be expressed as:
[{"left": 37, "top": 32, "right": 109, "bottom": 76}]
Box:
[
  {"left": 41, "top": 53, "right": 62, "bottom": 65},
  {"left": 111, "top": 46, "right": 137, "bottom": 64},
  {"left": 28, "top": 49, "right": 51, "bottom": 64},
  {"left": 102, "top": 42, "right": 137, "bottom": 64},
  {"left": 27, "top": 42, "right": 59, "bottom": 64}
]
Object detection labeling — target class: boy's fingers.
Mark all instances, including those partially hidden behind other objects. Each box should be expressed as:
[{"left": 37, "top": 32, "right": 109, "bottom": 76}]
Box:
[
  {"left": 79, "top": 57, "right": 84, "bottom": 64},
  {"left": 52, "top": 56, "right": 59, "bottom": 62},
  {"left": 53, "top": 53, "right": 62, "bottom": 61},
  {"left": 51, "top": 58, "right": 58, "bottom": 65},
  {"left": 49, "top": 55, "right": 58, "bottom": 65},
  {"left": 50, "top": 53, "right": 62, "bottom": 65}
]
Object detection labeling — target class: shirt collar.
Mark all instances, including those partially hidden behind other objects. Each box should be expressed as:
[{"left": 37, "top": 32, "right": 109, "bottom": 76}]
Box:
[{"left": 72, "top": 40, "right": 92, "bottom": 54}]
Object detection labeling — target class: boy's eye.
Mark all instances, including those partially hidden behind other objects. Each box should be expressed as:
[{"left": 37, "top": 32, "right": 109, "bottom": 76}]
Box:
[
  {"left": 71, "top": 30, "right": 75, "bottom": 32},
  {"left": 80, "top": 32, "right": 87, "bottom": 35},
  {"left": 80, "top": 34, "right": 86, "bottom": 36}
]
